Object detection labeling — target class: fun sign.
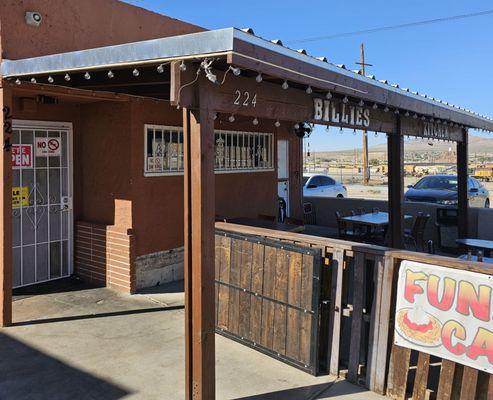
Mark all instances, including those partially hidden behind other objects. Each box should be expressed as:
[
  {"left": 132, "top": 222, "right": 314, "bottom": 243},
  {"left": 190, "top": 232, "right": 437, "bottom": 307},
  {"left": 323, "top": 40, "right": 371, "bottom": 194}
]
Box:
[{"left": 395, "top": 261, "right": 493, "bottom": 373}]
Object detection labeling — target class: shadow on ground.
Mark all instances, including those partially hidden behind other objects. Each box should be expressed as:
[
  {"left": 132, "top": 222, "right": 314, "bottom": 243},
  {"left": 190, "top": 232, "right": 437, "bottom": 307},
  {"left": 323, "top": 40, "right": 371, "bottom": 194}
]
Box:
[{"left": 0, "top": 332, "right": 131, "bottom": 400}]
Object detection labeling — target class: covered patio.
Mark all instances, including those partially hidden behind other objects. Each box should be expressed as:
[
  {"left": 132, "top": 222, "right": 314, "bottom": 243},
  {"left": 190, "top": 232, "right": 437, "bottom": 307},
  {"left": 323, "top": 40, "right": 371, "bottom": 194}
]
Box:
[{"left": 2, "top": 27, "right": 493, "bottom": 399}]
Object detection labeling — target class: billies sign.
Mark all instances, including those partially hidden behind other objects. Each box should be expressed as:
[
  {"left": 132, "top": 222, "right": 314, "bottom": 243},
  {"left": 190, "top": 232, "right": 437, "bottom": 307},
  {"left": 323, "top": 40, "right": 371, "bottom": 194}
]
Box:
[{"left": 312, "top": 98, "right": 371, "bottom": 128}]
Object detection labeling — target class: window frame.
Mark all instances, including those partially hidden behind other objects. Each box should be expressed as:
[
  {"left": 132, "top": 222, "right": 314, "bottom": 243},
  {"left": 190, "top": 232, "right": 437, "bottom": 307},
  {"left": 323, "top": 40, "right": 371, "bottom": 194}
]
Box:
[{"left": 143, "top": 124, "right": 275, "bottom": 177}]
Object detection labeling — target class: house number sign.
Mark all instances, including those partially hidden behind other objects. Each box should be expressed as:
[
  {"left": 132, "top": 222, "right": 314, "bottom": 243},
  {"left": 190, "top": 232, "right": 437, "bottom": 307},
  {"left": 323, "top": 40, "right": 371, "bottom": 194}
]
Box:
[{"left": 233, "top": 90, "right": 257, "bottom": 107}]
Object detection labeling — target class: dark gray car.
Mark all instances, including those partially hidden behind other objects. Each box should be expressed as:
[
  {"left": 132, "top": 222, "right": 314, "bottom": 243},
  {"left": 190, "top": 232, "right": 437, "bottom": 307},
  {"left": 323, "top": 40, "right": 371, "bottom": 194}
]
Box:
[{"left": 404, "top": 174, "right": 490, "bottom": 208}]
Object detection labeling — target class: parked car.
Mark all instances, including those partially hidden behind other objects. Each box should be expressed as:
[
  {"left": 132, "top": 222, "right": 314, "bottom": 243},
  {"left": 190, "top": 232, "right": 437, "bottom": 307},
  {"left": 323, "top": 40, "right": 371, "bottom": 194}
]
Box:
[
  {"left": 404, "top": 174, "right": 490, "bottom": 208},
  {"left": 303, "top": 173, "right": 347, "bottom": 198}
]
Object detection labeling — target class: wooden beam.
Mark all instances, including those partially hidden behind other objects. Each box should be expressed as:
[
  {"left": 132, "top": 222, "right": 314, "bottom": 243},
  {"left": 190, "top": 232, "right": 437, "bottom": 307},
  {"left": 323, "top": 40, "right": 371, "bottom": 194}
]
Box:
[
  {"left": 183, "top": 78, "right": 216, "bottom": 399},
  {"left": 387, "top": 116, "right": 404, "bottom": 249},
  {"left": 0, "top": 83, "right": 13, "bottom": 327},
  {"left": 457, "top": 130, "right": 468, "bottom": 239}
]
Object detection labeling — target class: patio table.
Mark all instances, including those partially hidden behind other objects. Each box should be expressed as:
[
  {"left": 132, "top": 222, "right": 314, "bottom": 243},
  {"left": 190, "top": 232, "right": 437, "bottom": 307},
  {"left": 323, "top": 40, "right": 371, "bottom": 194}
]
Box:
[
  {"left": 226, "top": 217, "right": 305, "bottom": 233},
  {"left": 342, "top": 212, "right": 412, "bottom": 227},
  {"left": 456, "top": 238, "right": 493, "bottom": 258}
]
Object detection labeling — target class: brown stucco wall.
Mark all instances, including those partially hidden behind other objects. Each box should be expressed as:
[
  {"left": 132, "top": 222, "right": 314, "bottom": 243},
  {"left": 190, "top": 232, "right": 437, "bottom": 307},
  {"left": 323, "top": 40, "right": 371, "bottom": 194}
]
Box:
[{"left": 0, "top": 0, "right": 204, "bottom": 60}]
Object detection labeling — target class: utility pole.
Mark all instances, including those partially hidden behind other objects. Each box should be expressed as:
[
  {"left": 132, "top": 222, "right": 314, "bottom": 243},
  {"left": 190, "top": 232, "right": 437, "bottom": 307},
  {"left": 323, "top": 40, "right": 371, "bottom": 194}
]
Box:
[{"left": 356, "top": 43, "right": 372, "bottom": 185}]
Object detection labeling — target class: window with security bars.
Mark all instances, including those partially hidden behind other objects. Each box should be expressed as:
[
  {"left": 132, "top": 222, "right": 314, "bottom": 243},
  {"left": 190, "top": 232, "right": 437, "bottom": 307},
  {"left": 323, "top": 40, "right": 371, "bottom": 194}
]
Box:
[{"left": 144, "top": 125, "right": 274, "bottom": 175}]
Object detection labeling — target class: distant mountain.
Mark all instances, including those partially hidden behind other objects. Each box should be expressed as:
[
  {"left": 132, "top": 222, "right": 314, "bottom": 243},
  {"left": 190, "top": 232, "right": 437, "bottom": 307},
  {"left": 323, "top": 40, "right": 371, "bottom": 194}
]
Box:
[{"left": 311, "top": 134, "right": 493, "bottom": 157}]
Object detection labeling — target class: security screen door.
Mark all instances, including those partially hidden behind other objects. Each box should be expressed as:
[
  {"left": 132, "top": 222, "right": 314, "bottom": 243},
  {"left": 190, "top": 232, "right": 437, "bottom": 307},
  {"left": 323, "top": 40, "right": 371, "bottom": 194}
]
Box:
[{"left": 12, "top": 121, "right": 73, "bottom": 288}]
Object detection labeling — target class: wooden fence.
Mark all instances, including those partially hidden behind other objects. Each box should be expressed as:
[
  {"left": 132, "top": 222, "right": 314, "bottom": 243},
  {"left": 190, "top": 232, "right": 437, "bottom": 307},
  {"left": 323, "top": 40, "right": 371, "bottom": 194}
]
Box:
[{"left": 214, "top": 222, "right": 493, "bottom": 399}]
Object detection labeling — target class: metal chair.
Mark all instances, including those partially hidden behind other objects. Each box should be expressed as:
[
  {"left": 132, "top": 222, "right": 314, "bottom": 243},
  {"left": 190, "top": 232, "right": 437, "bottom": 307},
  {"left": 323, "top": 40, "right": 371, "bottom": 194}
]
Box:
[
  {"left": 303, "top": 202, "right": 317, "bottom": 225},
  {"left": 335, "top": 211, "right": 355, "bottom": 240},
  {"left": 404, "top": 213, "right": 430, "bottom": 251}
]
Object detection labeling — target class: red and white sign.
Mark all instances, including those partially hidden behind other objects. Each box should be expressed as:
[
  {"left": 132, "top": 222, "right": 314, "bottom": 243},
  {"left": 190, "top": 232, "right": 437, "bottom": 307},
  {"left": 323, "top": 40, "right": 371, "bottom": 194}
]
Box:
[
  {"left": 35, "top": 137, "right": 61, "bottom": 157},
  {"left": 395, "top": 261, "right": 493, "bottom": 373},
  {"left": 11, "top": 145, "right": 33, "bottom": 168}
]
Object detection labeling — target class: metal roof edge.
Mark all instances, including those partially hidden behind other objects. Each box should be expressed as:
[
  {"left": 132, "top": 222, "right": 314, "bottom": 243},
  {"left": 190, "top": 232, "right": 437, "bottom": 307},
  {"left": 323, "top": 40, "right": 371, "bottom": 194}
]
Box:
[{"left": 1, "top": 28, "right": 236, "bottom": 77}]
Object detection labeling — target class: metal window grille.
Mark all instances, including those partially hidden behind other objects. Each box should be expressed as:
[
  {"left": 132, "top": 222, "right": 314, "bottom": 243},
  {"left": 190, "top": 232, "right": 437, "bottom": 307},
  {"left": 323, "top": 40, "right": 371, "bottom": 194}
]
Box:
[{"left": 144, "top": 125, "right": 274, "bottom": 176}]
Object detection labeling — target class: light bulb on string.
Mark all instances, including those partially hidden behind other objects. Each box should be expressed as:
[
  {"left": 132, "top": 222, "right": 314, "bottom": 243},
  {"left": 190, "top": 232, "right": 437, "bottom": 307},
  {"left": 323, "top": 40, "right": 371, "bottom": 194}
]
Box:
[
  {"left": 84, "top": 72, "right": 91, "bottom": 80},
  {"left": 372, "top": 103, "right": 378, "bottom": 110},
  {"left": 282, "top": 80, "right": 289, "bottom": 90},
  {"left": 325, "top": 125, "right": 330, "bottom": 133},
  {"left": 405, "top": 111, "right": 410, "bottom": 117},
  {"left": 339, "top": 127, "right": 343, "bottom": 134},
  {"left": 374, "top": 132, "right": 378, "bottom": 138},
  {"left": 255, "top": 73, "right": 263, "bottom": 83},
  {"left": 157, "top": 64, "right": 165, "bottom": 73},
  {"left": 179, "top": 61, "right": 187, "bottom": 72},
  {"left": 64, "top": 73, "right": 71, "bottom": 81},
  {"left": 252, "top": 117, "right": 259, "bottom": 126},
  {"left": 294, "top": 123, "right": 300, "bottom": 130},
  {"left": 231, "top": 67, "right": 241, "bottom": 76},
  {"left": 213, "top": 113, "right": 218, "bottom": 121},
  {"left": 30, "top": 77, "right": 37, "bottom": 83},
  {"left": 228, "top": 115, "right": 235, "bottom": 123},
  {"left": 342, "top": 96, "right": 349, "bottom": 104},
  {"left": 132, "top": 68, "right": 140, "bottom": 77},
  {"left": 413, "top": 114, "right": 418, "bottom": 119},
  {"left": 107, "top": 70, "right": 115, "bottom": 79},
  {"left": 306, "top": 85, "right": 313, "bottom": 94},
  {"left": 15, "top": 78, "right": 21, "bottom": 85},
  {"left": 384, "top": 106, "right": 389, "bottom": 112},
  {"left": 358, "top": 99, "right": 364, "bottom": 107},
  {"left": 47, "top": 76, "right": 54, "bottom": 83},
  {"left": 353, "top": 129, "right": 357, "bottom": 136},
  {"left": 394, "top": 109, "right": 400, "bottom": 115},
  {"left": 326, "top": 91, "right": 332, "bottom": 100},
  {"left": 274, "top": 120, "right": 281, "bottom": 128}
]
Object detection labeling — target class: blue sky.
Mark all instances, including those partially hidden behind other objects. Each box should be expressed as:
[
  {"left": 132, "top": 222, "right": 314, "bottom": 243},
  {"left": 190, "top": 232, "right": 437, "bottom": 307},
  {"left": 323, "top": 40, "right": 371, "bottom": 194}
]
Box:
[{"left": 125, "top": 0, "right": 493, "bottom": 151}]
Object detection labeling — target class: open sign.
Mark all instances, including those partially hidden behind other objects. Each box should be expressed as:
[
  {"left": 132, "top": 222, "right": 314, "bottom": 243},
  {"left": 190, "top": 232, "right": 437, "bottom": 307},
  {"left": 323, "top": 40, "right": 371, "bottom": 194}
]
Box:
[
  {"left": 35, "top": 137, "right": 61, "bottom": 156},
  {"left": 11, "top": 145, "right": 33, "bottom": 168}
]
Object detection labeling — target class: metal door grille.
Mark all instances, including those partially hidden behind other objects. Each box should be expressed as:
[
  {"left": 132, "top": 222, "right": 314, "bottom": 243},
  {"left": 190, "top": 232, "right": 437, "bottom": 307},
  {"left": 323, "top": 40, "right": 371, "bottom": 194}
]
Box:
[{"left": 12, "top": 122, "right": 73, "bottom": 288}]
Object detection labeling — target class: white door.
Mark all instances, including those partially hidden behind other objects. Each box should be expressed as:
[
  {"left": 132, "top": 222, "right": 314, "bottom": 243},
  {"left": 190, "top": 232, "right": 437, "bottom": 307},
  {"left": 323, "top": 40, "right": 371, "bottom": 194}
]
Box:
[
  {"left": 277, "top": 140, "right": 289, "bottom": 217},
  {"left": 12, "top": 121, "right": 73, "bottom": 288}
]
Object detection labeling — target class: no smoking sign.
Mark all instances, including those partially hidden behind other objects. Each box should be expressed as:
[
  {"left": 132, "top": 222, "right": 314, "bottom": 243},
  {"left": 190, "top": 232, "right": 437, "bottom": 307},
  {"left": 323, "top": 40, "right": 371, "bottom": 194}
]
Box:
[{"left": 35, "top": 137, "right": 62, "bottom": 157}]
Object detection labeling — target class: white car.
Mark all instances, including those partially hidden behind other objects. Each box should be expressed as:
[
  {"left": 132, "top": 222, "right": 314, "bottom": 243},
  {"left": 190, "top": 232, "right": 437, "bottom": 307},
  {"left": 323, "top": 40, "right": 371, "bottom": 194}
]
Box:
[{"left": 303, "top": 174, "right": 347, "bottom": 198}]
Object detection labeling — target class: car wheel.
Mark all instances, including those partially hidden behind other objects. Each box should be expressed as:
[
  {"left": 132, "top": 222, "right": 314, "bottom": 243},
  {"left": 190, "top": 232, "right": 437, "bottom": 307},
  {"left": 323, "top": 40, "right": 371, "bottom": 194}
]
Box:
[
  {"left": 485, "top": 199, "right": 490, "bottom": 208},
  {"left": 337, "top": 194, "right": 344, "bottom": 198}
]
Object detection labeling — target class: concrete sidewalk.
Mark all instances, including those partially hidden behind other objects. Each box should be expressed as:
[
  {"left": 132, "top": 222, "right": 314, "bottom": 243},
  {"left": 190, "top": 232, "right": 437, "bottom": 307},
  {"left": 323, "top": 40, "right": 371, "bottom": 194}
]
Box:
[{"left": 1, "top": 279, "right": 385, "bottom": 399}]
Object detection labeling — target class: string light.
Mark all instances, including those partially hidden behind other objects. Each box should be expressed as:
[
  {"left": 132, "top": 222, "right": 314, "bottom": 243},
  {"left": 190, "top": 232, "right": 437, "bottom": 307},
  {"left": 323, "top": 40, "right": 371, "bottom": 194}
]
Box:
[
  {"left": 255, "top": 73, "right": 263, "bottom": 83},
  {"left": 326, "top": 91, "right": 332, "bottom": 100},
  {"left": 342, "top": 96, "right": 349, "bottom": 104},
  {"left": 306, "top": 85, "right": 313, "bottom": 94},
  {"left": 413, "top": 113, "right": 418, "bottom": 119},
  {"left": 374, "top": 132, "right": 378, "bottom": 138},
  {"left": 64, "top": 73, "right": 71, "bottom": 81},
  {"left": 274, "top": 120, "right": 281, "bottom": 128},
  {"left": 107, "top": 70, "right": 115, "bottom": 79},
  {"left": 132, "top": 68, "right": 140, "bottom": 77},
  {"left": 405, "top": 111, "right": 410, "bottom": 117},
  {"left": 384, "top": 106, "right": 389, "bottom": 112},
  {"left": 282, "top": 80, "right": 289, "bottom": 90},
  {"left": 353, "top": 129, "right": 357, "bottom": 135},
  {"left": 213, "top": 113, "right": 218, "bottom": 120},
  {"left": 228, "top": 114, "right": 235, "bottom": 123},
  {"left": 179, "top": 61, "right": 187, "bottom": 72},
  {"left": 15, "top": 78, "right": 21, "bottom": 85},
  {"left": 30, "top": 77, "right": 37, "bottom": 83},
  {"left": 394, "top": 109, "right": 400, "bottom": 115},
  {"left": 157, "top": 64, "right": 165, "bottom": 74},
  {"left": 252, "top": 117, "right": 259, "bottom": 126},
  {"left": 84, "top": 72, "right": 91, "bottom": 80},
  {"left": 294, "top": 123, "right": 300, "bottom": 130},
  {"left": 358, "top": 99, "right": 364, "bottom": 107},
  {"left": 325, "top": 125, "right": 330, "bottom": 132},
  {"left": 372, "top": 103, "right": 378, "bottom": 110},
  {"left": 231, "top": 66, "right": 241, "bottom": 76},
  {"left": 339, "top": 127, "right": 343, "bottom": 134},
  {"left": 47, "top": 76, "right": 54, "bottom": 83}
]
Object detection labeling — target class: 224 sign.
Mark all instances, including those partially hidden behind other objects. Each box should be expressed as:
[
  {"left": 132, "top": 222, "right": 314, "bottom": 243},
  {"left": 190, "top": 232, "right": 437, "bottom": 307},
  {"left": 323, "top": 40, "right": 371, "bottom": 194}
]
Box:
[{"left": 233, "top": 90, "right": 257, "bottom": 107}]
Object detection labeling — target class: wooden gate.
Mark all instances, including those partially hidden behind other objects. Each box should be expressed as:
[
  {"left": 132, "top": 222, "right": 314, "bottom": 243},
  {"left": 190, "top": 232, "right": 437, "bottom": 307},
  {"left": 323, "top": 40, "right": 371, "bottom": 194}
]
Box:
[{"left": 214, "top": 229, "right": 322, "bottom": 374}]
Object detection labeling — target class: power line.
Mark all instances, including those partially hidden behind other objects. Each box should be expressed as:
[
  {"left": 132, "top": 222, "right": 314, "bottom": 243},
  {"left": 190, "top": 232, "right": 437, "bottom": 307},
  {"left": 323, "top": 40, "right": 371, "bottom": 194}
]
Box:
[{"left": 287, "top": 10, "right": 493, "bottom": 44}]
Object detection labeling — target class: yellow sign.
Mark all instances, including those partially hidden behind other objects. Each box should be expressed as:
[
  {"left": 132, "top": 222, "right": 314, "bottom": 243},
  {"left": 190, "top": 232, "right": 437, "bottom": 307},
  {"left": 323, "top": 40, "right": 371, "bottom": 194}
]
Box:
[{"left": 12, "top": 187, "right": 29, "bottom": 208}]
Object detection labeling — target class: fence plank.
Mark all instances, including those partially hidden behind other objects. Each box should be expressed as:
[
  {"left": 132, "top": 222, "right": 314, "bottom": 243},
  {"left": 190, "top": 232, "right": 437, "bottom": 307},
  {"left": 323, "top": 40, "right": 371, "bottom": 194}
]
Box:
[
  {"left": 476, "top": 371, "right": 493, "bottom": 400},
  {"left": 216, "top": 235, "right": 231, "bottom": 330},
  {"left": 436, "top": 360, "right": 456, "bottom": 400},
  {"left": 371, "top": 255, "right": 395, "bottom": 394},
  {"left": 228, "top": 238, "right": 241, "bottom": 335},
  {"left": 300, "top": 253, "right": 315, "bottom": 365},
  {"left": 286, "top": 252, "right": 302, "bottom": 360},
  {"left": 412, "top": 352, "right": 431, "bottom": 400},
  {"left": 238, "top": 240, "right": 253, "bottom": 339},
  {"left": 386, "top": 344, "right": 411, "bottom": 399},
  {"left": 348, "top": 252, "right": 365, "bottom": 383},
  {"left": 329, "top": 249, "right": 345, "bottom": 376},
  {"left": 459, "top": 367, "right": 478, "bottom": 400},
  {"left": 260, "top": 246, "right": 277, "bottom": 349},
  {"left": 249, "top": 242, "right": 264, "bottom": 344},
  {"left": 272, "top": 249, "right": 289, "bottom": 355}
]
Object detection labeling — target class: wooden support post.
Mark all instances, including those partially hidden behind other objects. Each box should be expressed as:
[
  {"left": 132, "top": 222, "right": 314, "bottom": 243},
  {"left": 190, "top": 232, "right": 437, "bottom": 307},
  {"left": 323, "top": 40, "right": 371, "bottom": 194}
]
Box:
[
  {"left": 387, "top": 116, "right": 404, "bottom": 249},
  {"left": 0, "top": 85, "right": 13, "bottom": 327},
  {"left": 183, "top": 81, "right": 216, "bottom": 400},
  {"left": 457, "top": 130, "right": 468, "bottom": 239}
]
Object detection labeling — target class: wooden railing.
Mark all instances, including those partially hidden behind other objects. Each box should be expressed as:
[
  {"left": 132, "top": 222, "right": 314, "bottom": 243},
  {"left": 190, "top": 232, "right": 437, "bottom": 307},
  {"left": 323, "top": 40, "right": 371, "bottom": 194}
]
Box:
[{"left": 215, "top": 222, "right": 493, "bottom": 399}]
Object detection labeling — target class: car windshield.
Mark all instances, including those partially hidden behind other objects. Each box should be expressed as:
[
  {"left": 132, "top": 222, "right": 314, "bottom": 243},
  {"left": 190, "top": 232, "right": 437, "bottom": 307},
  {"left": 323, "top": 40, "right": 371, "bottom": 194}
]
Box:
[{"left": 413, "top": 176, "right": 458, "bottom": 191}]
